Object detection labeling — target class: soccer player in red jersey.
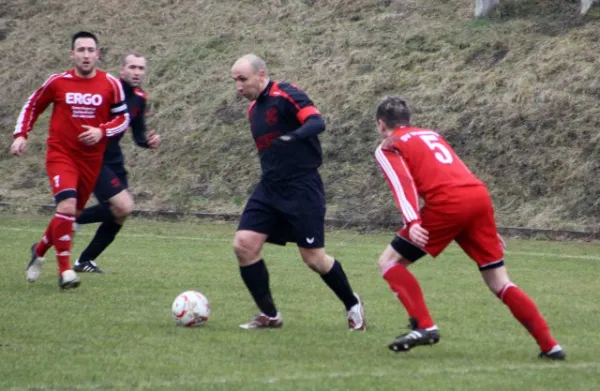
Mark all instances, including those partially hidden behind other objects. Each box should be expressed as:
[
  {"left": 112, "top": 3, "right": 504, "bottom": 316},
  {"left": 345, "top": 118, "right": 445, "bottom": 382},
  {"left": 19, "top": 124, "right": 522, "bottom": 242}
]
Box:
[
  {"left": 73, "top": 52, "right": 160, "bottom": 274},
  {"left": 373, "top": 96, "right": 564, "bottom": 360},
  {"left": 11, "top": 31, "right": 130, "bottom": 289}
]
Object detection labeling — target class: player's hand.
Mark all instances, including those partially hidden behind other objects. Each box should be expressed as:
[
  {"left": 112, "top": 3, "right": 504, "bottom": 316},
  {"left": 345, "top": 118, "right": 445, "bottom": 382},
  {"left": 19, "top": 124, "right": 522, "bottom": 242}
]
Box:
[
  {"left": 11, "top": 136, "right": 27, "bottom": 157},
  {"left": 147, "top": 131, "right": 161, "bottom": 149},
  {"left": 79, "top": 125, "right": 103, "bottom": 145},
  {"left": 498, "top": 233, "right": 507, "bottom": 250},
  {"left": 409, "top": 223, "right": 429, "bottom": 248},
  {"left": 271, "top": 134, "right": 297, "bottom": 147}
]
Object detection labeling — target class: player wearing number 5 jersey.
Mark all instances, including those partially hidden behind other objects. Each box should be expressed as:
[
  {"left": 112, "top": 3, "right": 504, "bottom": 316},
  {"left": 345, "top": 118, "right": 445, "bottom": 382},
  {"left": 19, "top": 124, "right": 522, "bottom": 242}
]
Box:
[
  {"left": 10, "top": 31, "right": 129, "bottom": 289},
  {"left": 373, "top": 96, "right": 564, "bottom": 359}
]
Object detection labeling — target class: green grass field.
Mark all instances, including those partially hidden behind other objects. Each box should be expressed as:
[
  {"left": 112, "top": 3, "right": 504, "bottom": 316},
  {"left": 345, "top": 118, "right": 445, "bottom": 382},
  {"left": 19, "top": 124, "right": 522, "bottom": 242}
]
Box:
[{"left": 1, "top": 213, "right": 599, "bottom": 391}]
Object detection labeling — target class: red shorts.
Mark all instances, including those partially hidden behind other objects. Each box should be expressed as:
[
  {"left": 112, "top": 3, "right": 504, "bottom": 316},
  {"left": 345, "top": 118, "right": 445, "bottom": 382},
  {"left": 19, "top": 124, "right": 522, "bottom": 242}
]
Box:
[
  {"left": 397, "top": 186, "right": 504, "bottom": 269},
  {"left": 46, "top": 150, "right": 103, "bottom": 211}
]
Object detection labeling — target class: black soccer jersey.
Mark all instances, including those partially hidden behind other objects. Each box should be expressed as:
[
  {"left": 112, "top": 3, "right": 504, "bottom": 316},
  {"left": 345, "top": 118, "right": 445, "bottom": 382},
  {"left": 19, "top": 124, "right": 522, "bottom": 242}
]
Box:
[
  {"left": 248, "top": 80, "right": 323, "bottom": 182},
  {"left": 102, "top": 78, "right": 150, "bottom": 165}
]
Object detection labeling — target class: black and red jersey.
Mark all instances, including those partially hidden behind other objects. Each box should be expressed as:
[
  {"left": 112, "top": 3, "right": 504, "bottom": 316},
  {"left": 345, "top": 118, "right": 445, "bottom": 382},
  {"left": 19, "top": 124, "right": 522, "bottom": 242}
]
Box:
[
  {"left": 248, "top": 80, "right": 323, "bottom": 182},
  {"left": 102, "top": 78, "right": 150, "bottom": 165}
]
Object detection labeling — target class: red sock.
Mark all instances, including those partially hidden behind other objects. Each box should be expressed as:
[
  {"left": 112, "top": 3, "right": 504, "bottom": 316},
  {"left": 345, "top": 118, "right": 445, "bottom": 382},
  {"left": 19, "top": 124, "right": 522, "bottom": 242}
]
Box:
[
  {"left": 35, "top": 225, "right": 53, "bottom": 257},
  {"left": 383, "top": 264, "right": 435, "bottom": 329},
  {"left": 50, "top": 213, "right": 75, "bottom": 275},
  {"left": 498, "top": 283, "right": 557, "bottom": 352}
]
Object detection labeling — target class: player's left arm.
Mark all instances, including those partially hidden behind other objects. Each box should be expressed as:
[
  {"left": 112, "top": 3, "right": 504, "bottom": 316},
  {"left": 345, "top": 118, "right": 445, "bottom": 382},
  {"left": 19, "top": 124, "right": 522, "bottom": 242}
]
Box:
[
  {"left": 277, "top": 83, "right": 325, "bottom": 142},
  {"left": 131, "top": 97, "right": 161, "bottom": 149}
]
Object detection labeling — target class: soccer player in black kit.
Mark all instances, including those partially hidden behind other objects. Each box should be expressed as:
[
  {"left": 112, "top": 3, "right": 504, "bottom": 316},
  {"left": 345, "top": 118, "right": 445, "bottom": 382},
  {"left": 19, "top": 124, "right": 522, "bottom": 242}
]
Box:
[
  {"left": 74, "top": 53, "right": 161, "bottom": 273},
  {"left": 231, "top": 54, "right": 366, "bottom": 330}
]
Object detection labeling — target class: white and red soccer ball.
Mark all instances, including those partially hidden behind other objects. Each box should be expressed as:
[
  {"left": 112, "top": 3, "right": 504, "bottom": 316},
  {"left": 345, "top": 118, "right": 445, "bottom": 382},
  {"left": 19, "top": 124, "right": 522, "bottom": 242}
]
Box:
[{"left": 171, "top": 290, "right": 210, "bottom": 327}]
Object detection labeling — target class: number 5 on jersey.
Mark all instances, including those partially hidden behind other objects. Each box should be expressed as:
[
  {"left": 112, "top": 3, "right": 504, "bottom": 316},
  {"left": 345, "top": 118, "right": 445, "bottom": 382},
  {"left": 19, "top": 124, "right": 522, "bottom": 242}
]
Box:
[
  {"left": 53, "top": 175, "right": 60, "bottom": 188},
  {"left": 419, "top": 134, "right": 453, "bottom": 164}
]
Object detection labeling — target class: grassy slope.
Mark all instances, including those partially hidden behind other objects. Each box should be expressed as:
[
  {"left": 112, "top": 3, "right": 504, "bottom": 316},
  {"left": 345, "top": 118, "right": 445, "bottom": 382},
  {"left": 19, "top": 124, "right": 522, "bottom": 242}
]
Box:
[{"left": 0, "top": 0, "right": 599, "bottom": 229}]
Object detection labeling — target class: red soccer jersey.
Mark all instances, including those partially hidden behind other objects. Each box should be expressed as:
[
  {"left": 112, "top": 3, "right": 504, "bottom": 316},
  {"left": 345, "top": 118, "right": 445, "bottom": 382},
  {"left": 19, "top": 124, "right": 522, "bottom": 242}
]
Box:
[
  {"left": 13, "top": 69, "right": 129, "bottom": 157},
  {"left": 375, "top": 126, "right": 485, "bottom": 227}
]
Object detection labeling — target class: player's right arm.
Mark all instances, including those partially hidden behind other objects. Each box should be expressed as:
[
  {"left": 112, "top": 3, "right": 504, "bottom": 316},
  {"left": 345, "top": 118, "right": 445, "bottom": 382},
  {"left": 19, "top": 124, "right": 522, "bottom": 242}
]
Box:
[
  {"left": 375, "top": 144, "right": 421, "bottom": 228},
  {"left": 11, "top": 73, "right": 62, "bottom": 156}
]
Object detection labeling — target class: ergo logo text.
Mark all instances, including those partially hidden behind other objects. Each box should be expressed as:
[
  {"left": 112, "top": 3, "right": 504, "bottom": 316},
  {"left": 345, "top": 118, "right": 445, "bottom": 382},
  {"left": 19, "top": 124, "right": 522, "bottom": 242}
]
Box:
[{"left": 65, "top": 93, "right": 103, "bottom": 106}]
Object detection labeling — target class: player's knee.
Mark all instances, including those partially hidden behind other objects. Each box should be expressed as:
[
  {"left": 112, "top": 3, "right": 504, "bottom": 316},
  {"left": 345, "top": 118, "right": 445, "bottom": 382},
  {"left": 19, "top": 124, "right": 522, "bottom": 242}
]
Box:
[
  {"left": 377, "top": 253, "right": 390, "bottom": 269},
  {"left": 233, "top": 234, "right": 260, "bottom": 263},
  {"left": 111, "top": 195, "right": 134, "bottom": 219},
  {"left": 300, "top": 250, "right": 332, "bottom": 274},
  {"left": 377, "top": 255, "right": 393, "bottom": 274},
  {"left": 377, "top": 244, "right": 411, "bottom": 274},
  {"left": 56, "top": 198, "right": 77, "bottom": 215},
  {"left": 302, "top": 257, "right": 322, "bottom": 272},
  {"left": 480, "top": 266, "right": 510, "bottom": 294},
  {"left": 487, "top": 279, "right": 510, "bottom": 295}
]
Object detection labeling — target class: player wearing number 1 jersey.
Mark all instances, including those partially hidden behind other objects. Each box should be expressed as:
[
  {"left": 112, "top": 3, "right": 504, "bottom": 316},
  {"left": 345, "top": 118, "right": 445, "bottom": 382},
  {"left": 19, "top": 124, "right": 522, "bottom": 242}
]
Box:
[
  {"left": 373, "top": 96, "right": 564, "bottom": 359},
  {"left": 10, "top": 31, "right": 129, "bottom": 289}
]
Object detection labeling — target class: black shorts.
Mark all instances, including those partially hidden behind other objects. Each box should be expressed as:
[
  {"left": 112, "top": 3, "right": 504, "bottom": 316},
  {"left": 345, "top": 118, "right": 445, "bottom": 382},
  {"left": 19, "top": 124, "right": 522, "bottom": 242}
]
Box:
[
  {"left": 238, "top": 174, "right": 326, "bottom": 248},
  {"left": 93, "top": 163, "right": 129, "bottom": 203},
  {"left": 390, "top": 235, "right": 427, "bottom": 263}
]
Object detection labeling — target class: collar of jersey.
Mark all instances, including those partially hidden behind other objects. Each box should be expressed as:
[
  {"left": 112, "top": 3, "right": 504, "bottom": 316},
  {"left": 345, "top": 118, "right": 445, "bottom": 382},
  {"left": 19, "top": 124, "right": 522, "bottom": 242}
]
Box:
[
  {"left": 68, "top": 69, "right": 99, "bottom": 80},
  {"left": 121, "top": 78, "right": 134, "bottom": 95},
  {"left": 258, "top": 79, "right": 274, "bottom": 100}
]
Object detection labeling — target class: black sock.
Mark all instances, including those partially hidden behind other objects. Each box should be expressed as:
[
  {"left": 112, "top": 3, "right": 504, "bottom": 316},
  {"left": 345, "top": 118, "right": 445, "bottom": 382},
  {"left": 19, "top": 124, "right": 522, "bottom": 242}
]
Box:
[
  {"left": 76, "top": 203, "right": 113, "bottom": 224},
  {"left": 321, "top": 260, "right": 359, "bottom": 311},
  {"left": 240, "top": 259, "right": 278, "bottom": 317},
  {"left": 78, "top": 221, "right": 122, "bottom": 263}
]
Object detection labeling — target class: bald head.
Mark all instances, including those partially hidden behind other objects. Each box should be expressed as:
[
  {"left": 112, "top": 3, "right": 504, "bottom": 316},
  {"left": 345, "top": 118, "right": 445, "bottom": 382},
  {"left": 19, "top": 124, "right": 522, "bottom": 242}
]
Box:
[
  {"left": 231, "top": 54, "right": 270, "bottom": 101},
  {"left": 233, "top": 54, "right": 267, "bottom": 75}
]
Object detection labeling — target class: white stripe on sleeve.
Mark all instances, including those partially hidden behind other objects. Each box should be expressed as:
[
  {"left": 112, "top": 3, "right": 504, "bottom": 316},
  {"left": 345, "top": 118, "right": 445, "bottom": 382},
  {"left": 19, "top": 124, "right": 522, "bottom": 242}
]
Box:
[
  {"left": 110, "top": 103, "right": 127, "bottom": 114},
  {"left": 375, "top": 146, "right": 419, "bottom": 222},
  {"left": 14, "top": 72, "right": 66, "bottom": 135}
]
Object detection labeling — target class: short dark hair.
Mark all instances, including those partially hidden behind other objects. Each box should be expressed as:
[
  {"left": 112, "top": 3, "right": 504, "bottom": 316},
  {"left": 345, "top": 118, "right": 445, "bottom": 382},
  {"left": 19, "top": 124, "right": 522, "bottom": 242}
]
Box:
[
  {"left": 121, "top": 51, "right": 145, "bottom": 66},
  {"left": 71, "top": 31, "right": 98, "bottom": 50},
  {"left": 376, "top": 96, "right": 412, "bottom": 128}
]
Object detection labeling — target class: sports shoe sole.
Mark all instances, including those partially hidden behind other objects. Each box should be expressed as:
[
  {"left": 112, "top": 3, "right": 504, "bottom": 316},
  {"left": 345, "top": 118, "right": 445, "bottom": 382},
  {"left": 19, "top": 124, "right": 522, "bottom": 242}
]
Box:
[
  {"left": 348, "top": 293, "right": 366, "bottom": 331},
  {"left": 26, "top": 243, "right": 45, "bottom": 282},
  {"left": 539, "top": 350, "right": 566, "bottom": 360},
  {"left": 388, "top": 332, "right": 440, "bottom": 352},
  {"left": 60, "top": 279, "right": 81, "bottom": 290}
]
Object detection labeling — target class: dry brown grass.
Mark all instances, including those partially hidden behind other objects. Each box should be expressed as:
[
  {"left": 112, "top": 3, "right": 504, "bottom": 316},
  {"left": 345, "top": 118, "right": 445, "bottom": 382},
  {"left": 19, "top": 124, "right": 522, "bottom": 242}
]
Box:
[{"left": 1, "top": 0, "right": 599, "bottom": 229}]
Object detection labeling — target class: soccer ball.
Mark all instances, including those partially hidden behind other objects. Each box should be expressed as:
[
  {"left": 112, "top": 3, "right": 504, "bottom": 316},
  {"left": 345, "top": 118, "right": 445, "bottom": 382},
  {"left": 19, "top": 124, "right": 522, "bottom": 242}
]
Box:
[{"left": 171, "top": 290, "right": 210, "bottom": 327}]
